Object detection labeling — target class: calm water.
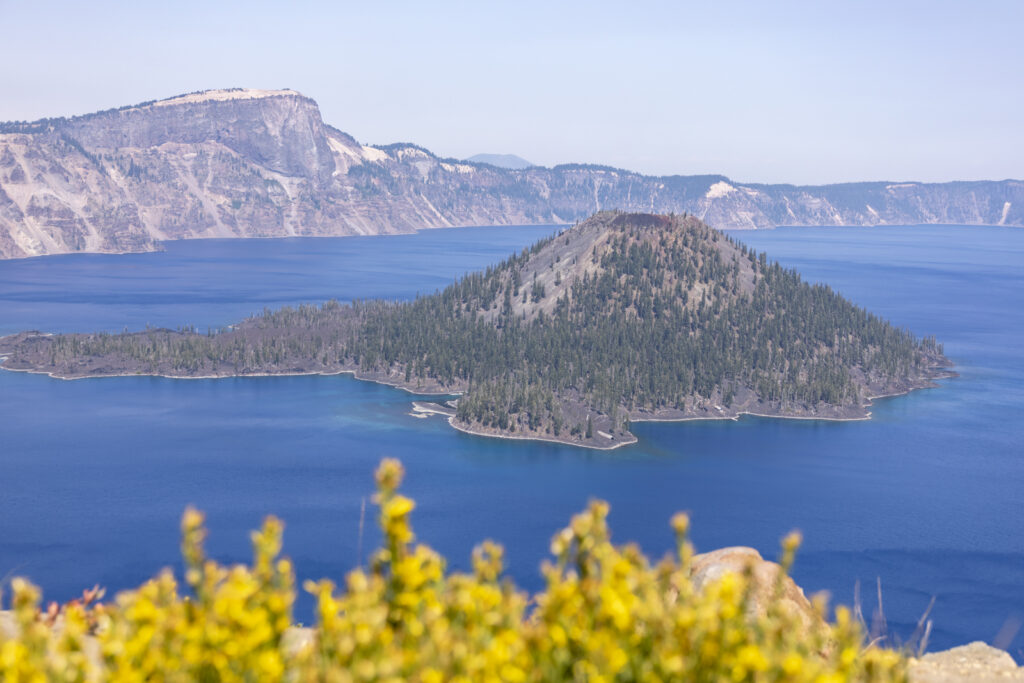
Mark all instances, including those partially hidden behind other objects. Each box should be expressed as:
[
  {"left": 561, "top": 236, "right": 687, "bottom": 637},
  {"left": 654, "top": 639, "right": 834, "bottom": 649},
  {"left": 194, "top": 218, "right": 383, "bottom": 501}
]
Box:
[{"left": 1, "top": 225, "right": 1022, "bottom": 658}]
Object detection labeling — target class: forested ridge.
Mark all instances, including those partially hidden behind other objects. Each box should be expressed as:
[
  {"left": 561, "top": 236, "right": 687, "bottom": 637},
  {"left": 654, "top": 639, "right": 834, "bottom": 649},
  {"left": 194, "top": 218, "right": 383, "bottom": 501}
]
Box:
[{"left": 0, "top": 212, "right": 952, "bottom": 448}]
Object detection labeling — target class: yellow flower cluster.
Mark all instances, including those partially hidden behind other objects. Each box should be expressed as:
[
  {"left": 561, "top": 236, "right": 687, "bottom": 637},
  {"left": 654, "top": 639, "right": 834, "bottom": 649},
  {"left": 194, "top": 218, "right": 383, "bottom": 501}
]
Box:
[{"left": 1, "top": 458, "right": 907, "bottom": 681}]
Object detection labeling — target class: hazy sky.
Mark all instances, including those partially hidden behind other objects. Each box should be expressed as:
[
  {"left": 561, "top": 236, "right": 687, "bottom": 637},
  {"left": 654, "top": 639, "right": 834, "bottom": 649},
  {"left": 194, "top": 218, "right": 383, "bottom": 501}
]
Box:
[{"left": 1, "top": 0, "right": 1020, "bottom": 184}]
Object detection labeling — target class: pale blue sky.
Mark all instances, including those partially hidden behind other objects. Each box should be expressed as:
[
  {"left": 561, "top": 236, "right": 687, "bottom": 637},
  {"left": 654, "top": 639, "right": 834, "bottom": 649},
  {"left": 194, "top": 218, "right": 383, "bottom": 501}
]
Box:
[{"left": 1, "top": 0, "right": 1020, "bottom": 184}]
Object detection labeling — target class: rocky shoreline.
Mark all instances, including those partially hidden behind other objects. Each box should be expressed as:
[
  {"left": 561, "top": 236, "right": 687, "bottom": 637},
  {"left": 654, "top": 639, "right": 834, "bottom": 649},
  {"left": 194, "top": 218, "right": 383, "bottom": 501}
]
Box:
[{"left": 0, "top": 334, "right": 956, "bottom": 450}]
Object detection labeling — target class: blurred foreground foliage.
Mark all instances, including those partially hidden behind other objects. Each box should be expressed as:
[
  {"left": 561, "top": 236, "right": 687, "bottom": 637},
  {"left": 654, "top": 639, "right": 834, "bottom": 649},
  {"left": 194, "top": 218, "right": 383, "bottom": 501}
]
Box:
[{"left": 0, "top": 459, "right": 906, "bottom": 681}]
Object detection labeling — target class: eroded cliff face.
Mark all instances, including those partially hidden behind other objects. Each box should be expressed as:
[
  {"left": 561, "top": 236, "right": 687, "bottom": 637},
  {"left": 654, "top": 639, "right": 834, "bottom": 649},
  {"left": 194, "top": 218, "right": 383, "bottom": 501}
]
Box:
[
  {"left": 1, "top": 88, "right": 1021, "bottom": 258},
  {"left": 0, "top": 89, "right": 572, "bottom": 258}
]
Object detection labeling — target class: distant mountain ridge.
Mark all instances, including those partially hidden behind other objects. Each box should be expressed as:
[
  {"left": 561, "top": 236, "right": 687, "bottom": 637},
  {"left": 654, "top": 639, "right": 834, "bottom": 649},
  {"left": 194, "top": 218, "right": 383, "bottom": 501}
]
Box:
[
  {"left": 466, "top": 153, "right": 534, "bottom": 169},
  {"left": 0, "top": 88, "right": 1021, "bottom": 258}
]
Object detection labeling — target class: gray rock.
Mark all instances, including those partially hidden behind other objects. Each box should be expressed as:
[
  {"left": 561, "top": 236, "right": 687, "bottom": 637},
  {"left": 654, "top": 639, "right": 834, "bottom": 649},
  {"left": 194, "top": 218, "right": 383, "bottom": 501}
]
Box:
[
  {"left": 690, "top": 546, "right": 831, "bottom": 646},
  {"left": 0, "top": 609, "right": 15, "bottom": 639},
  {"left": 910, "top": 641, "right": 1024, "bottom": 682}
]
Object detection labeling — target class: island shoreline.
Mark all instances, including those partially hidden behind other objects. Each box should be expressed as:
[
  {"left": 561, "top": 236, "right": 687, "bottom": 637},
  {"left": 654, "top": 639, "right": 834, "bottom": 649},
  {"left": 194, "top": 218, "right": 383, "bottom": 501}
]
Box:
[{"left": 0, "top": 354, "right": 956, "bottom": 451}]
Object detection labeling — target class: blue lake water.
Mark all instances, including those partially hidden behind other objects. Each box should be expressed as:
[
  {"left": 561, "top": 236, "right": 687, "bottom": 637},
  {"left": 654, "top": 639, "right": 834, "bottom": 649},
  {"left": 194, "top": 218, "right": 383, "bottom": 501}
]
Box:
[{"left": 1, "top": 225, "right": 1022, "bottom": 658}]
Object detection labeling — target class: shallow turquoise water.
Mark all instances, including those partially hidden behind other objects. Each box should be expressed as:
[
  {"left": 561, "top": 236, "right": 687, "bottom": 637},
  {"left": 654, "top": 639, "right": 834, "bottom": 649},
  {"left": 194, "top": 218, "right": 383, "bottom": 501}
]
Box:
[{"left": 0, "top": 224, "right": 1021, "bottom": 657}]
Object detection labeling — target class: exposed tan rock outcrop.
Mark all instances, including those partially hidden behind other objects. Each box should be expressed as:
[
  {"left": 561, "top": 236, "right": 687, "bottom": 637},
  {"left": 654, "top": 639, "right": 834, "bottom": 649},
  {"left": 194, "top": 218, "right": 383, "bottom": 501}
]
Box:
[
  {"left": 909, "top": 641, "right": 1024, "bottom": 682},
  {"left": 688, "top": 549, "right": 1024, "bottom": 682},
  {"left": 691, "top": 546, "right": 830, "bottom": 644}
]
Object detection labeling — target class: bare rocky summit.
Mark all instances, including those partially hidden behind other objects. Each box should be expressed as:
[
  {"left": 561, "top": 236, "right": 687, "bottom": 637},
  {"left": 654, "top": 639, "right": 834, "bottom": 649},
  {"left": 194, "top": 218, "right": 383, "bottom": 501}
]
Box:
[{"left": 1, "top": 88, "right": 1022, "bottom": 258}]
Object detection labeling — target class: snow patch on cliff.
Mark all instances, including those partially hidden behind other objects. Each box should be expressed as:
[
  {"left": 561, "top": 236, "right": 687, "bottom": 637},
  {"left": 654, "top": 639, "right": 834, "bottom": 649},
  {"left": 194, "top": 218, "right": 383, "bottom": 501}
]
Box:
[
  {"left": 706, "top": 181, "right": 736, "bottom": 199},
  {"left": 396, "top": 147, "right": 430, "bottom": 161},
  {"left": 441, "top": 162, "right": 475, "bottom": 174},
  {"left": 327, "top": 136, "right": 362, "bottom": 161},
  {"left": 360, "top": 146, "right": 388, "bottom": 162}
]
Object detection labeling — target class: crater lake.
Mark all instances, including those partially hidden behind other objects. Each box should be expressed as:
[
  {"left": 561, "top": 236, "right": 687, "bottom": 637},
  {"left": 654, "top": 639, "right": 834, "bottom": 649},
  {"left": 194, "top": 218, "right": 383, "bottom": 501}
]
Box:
[{"left": 1, "top": 224, "right": 1021, "bottom": 658}]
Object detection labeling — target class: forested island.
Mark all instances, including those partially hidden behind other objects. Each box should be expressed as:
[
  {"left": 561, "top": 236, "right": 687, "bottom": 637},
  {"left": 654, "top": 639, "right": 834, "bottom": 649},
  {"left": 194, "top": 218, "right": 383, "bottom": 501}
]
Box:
[{"left": 0, "top": 212, "right": 954, "bottom": 448}]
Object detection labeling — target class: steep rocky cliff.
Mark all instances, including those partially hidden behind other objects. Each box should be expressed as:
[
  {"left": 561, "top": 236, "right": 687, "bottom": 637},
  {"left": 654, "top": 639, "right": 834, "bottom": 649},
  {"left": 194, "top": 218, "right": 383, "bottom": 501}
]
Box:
[{"left": 1, "top": 88, "right": 1021, "bottom": 258}]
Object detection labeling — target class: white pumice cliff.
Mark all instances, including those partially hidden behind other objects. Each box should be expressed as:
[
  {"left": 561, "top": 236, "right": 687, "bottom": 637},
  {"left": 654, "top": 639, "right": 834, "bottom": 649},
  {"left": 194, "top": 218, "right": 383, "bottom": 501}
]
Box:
[{"left": 1, "top": 88, "right": 1021, "bottom": 258}]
